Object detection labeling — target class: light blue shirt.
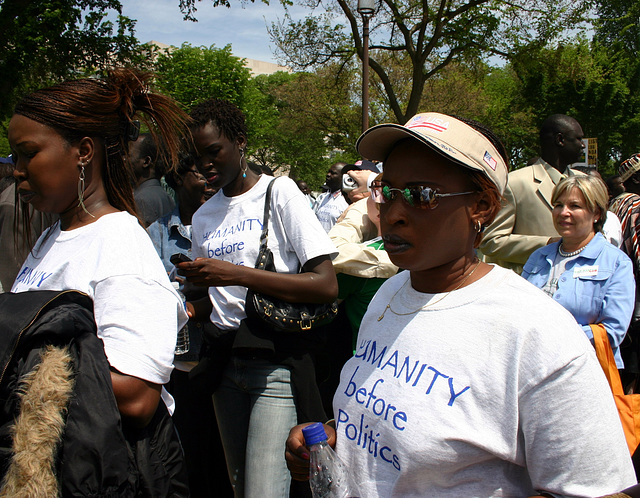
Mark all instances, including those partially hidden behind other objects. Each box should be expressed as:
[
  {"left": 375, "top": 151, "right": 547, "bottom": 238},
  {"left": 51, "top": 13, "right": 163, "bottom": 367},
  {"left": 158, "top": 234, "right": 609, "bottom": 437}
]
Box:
[
  {"left": 522, "top": 232, "right": 635, "bottom": 368},
  {"left": 146, "top": 206, "right": 192, "bottom": 274},
  {"left": 147, "top": 205, "right": 206, "bottom": 365}
]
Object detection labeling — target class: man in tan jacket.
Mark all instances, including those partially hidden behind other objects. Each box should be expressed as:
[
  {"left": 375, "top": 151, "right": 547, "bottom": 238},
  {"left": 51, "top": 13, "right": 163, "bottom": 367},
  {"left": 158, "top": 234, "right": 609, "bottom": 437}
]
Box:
[{"left": 479, "top": 114, "right": 585, "bottom": 273}]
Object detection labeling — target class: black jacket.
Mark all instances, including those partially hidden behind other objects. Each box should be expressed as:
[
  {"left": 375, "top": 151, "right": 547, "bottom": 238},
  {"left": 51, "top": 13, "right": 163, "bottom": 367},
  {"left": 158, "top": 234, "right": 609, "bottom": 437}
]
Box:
[{"left": 0, "top": 290, "right": 188, "bottom": 497}]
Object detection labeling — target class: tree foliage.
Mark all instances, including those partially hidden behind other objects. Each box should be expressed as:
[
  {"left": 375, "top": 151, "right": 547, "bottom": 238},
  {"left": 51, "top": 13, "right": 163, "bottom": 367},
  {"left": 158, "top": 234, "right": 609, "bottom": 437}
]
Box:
[
  {"left": 270, "top": 0, "right": 590, "bottom": 123},
  {"left": 480, "top": 65, "right": 537, "bottom": 168},
  {"left": 591, "top": 0, "right": 640, "bottom": 167},
  {"left": 473, "top": 39, "right": 640, "bottom": 173},
  {"left": 594, "top": 0, "right": 640, "bottom": 56},
  {"left": 142, "top": 0, "right": 640, "bottom": 177},
  {"left": 244, "top": 71, "right": 300, "bottom": 176},
  {"left": 153, "top": 43, "right": 251, "bottom": 110},
  {"left": 0, "top": 0, "right": 144, "bottom": 121},
  {"left": 177, "top": 0, "right": 269, "bottom": 19},
  {"left": 507, "top": 0, "right": 640, "bottom": 172},
  {"left": 151, "top": 44, "right": 354, "bottom": 189},
  {"left": 245, "top": 67, "right": 360, "bottom": 189}
]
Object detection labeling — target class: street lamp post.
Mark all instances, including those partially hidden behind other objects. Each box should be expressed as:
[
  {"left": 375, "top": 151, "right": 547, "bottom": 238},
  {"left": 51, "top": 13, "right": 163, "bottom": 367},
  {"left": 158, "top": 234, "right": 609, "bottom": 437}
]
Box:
[{"left": 357, "top": 0, "right": 375, "bottom": 133}]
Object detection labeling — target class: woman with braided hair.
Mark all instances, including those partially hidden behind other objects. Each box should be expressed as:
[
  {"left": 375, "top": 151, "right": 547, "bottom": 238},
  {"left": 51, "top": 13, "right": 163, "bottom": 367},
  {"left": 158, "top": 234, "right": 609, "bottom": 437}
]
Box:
[{"left": 8, "top": 68, "right": 191, "bottom": 495}]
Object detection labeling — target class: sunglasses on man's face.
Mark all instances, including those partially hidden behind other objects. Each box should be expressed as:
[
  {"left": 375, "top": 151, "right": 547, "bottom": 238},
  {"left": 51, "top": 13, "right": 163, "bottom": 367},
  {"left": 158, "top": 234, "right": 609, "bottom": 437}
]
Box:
[{"left": 370, "top": 183, "right": 476, "bottom": 209}]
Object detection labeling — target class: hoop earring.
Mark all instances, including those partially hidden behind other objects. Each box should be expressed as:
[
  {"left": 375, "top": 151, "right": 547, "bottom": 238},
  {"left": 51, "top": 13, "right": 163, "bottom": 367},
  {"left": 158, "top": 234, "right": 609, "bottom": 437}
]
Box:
[
  {"left": 474, "top": 220, "right": 483, "bottom": 233},
  {"left": 240, "top": 148, "right": 247, "bottom": 179},
  {"left": 78, "top": 163, "right": 96, "bottom": 218}
]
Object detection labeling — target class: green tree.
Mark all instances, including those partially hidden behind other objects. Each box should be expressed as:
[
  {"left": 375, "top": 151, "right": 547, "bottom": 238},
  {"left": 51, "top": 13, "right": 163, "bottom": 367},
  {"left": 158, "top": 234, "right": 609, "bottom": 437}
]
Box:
[
  {"left": 244, "top": 71, "right": 296, "bottom": 176},
  {"left": 475, "top": 1, "right": 640, "bottom": 171},
  {"left": 153, "top": 43, "right": 251, "bottom": 110},
  {"left": 270, "top": 63, "right": 361, "bottom": 155},
  {"left": 594, "top": 0, "right": 640, "bottom": 55},
  {"left": 244, "top": 68, "right": 359, "bottom": 189},
  {"left": 481, "top": 65, "right": 537, "bottom": 169},
  {"left": 592, "top": 0, "right": 640, "bottom": 167},
  {"left": 0, "top": 0, "right": 143, "bottom": 122},
  {"left": 269, "top": 0, "right": 589, "bottom": 124},
  {"left": 503, "top": 40, "right": 639, "bottom": 172}
]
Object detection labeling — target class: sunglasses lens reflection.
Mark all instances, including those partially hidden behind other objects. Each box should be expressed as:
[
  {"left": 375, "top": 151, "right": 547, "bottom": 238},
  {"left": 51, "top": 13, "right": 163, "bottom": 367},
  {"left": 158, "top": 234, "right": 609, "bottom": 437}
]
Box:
[{"left": 376, "top": 185, "right": 433, "bottom": 208}]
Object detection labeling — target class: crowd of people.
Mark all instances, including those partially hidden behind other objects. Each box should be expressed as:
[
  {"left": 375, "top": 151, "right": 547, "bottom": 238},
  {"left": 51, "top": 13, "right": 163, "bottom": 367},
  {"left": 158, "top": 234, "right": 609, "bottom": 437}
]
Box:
[{"left": 1, "top": 67, "right": 640, "bottom": 497}]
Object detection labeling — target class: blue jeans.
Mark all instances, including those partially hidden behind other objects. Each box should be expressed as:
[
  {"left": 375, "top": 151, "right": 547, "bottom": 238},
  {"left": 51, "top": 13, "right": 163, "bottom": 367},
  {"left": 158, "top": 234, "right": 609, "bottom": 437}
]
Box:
[{"left": 213, "top": 356, "right": 298, "bottom": 498}]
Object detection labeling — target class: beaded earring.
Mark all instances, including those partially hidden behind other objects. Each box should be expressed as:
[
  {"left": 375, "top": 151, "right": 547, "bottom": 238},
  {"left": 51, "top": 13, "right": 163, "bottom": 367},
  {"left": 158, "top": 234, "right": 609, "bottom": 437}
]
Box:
[{"left": 240, "top": 148, "right": 247, "bottom": 178}]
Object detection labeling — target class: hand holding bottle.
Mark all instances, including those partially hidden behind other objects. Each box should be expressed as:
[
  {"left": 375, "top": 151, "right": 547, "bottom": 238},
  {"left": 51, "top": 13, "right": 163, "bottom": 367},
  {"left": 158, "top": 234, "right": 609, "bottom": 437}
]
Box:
[
  {"left": 302, "top": 423, "right": 360, "bottom": 498},
  {"left": 285, "top": 422, "right": 336, "bottom": 481}
]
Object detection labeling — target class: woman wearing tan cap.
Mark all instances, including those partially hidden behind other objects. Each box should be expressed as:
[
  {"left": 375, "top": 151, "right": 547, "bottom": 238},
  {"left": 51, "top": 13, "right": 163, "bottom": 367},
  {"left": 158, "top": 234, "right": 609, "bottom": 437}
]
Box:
[{"left": 285, "top": 113, "right": 635, "bottom": 497}]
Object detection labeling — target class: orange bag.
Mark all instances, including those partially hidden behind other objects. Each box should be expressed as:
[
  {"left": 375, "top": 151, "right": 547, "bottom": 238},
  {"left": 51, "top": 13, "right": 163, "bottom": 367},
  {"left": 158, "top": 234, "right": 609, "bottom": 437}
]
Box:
[{"left": 591, "top": 323, "right": 640, "bottom": 455}]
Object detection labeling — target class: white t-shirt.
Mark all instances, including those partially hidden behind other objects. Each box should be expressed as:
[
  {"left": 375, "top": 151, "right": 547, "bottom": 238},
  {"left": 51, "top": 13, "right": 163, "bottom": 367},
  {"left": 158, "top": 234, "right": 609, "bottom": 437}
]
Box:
[
  {"left": 333, "top": 265, "right": 635, "bottom": 497},
  {"left": 314, "top": 190, "right": 349, "bottom": 232},
  {"left": 12, "top": 211, "right": 187, "bottom": 411},
  {"left": 603, "top": 211, "right": 623, "bottom": 248},
  {"left": 192, "top": 175, "right": 337, "bottom": 330},
  {"left": 541, "top": 251, "right": 580, "bottom": 297}
]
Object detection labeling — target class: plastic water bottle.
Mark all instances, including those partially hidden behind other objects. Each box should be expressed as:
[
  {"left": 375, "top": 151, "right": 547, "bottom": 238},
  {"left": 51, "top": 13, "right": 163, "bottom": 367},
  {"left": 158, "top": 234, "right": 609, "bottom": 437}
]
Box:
[
  {"left": 302, "top": 422, "right": 360, "bottom": 498},
  {"left": 172, "top": 282, "right": 190, "bottom": 355}
]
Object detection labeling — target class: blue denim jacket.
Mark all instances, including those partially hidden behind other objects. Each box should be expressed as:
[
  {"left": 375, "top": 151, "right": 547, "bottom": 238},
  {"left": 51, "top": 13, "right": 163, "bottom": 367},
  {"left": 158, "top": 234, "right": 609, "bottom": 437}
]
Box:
[
  {"left": 146, "top": 206, "right": 193, "bottom": 274},
  {"left": 522, "top": 232, "right": 635, "bottom": 368}
]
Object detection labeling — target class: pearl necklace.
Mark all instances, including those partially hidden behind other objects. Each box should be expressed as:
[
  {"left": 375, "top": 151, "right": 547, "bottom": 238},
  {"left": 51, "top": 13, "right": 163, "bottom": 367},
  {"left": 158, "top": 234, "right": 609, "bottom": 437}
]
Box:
[
  {"left": 558, "top": 243, "right": 587, "bottom": 258},
  {"left": 377, "top": 260, "right": 482, "bottom": 321}
]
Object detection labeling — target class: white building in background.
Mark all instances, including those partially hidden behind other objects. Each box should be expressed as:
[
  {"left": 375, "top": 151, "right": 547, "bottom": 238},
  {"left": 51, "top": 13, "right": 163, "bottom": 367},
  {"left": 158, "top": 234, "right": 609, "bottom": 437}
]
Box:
[
  {"left": 146, "top": 40, "right": 290, "bottom": 76},
  {"left": 244, "top": 58, "right": 290, "bottom": 76}
]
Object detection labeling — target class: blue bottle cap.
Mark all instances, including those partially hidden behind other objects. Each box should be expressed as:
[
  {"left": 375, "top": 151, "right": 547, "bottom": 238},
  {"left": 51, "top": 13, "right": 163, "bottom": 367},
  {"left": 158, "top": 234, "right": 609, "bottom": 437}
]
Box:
[{"left": 302, "top": 422, "right": 328, "bottom": 445}]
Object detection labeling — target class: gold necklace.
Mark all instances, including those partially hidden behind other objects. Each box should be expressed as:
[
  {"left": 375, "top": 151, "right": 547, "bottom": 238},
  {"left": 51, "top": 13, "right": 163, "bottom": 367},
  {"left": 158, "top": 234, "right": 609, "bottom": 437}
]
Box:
[{"left": 377, "top": 260, "right": 482, "bottom": 321}]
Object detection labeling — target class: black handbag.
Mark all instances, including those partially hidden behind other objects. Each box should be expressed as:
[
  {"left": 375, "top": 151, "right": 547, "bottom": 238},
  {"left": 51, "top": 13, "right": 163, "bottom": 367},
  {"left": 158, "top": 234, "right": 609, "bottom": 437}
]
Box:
[{"left": 245, "top": 178, "right": 338, "bottom": 332}]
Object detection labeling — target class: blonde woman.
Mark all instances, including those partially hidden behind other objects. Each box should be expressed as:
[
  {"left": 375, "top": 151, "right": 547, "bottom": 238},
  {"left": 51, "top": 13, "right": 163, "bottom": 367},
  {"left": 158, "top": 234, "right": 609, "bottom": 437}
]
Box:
[{"left": 523, "top": 175, "right": 635, "bottom": 368}]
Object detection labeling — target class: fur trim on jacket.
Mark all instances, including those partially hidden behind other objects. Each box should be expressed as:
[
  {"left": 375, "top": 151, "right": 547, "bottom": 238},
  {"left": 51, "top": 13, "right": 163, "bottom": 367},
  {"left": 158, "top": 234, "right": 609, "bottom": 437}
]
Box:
[{"left": 1, "top": 345, "right": 74, "bottom": 497}]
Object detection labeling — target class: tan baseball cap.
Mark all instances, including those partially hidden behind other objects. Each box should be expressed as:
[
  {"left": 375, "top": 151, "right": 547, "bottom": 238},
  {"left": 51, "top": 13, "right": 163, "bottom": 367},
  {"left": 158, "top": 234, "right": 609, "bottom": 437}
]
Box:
[{"left": 356, "top": 112, "right": 508, "bottom": 194}]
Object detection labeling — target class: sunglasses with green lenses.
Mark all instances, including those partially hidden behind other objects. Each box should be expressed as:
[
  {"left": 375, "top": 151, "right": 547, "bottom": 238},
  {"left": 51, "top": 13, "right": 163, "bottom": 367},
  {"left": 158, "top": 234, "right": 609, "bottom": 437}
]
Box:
[{"left": 371, "top": 183, "right": 476, "bottom": 209}]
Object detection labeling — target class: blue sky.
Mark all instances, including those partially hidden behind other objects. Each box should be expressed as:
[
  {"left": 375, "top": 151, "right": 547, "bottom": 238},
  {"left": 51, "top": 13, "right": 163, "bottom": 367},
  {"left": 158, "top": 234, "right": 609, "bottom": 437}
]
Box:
[{"left": 117, "top": 0, "right": 300, "bottom": 64}]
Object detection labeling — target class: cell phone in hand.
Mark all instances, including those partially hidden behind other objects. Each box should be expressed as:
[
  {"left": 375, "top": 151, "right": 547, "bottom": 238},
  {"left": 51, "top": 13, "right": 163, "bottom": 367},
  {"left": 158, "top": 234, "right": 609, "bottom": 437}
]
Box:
[{"left": 170, "top": 253, "right": 192, "bottom": 265}]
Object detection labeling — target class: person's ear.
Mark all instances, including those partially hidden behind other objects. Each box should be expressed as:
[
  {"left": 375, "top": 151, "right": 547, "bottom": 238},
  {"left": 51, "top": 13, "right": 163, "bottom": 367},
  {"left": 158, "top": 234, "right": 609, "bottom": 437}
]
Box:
[
  {"left": 78, "top": 137, "right": 95, "bottom": 166},
  {"left": 470, "top": 190, "right": 497, "bottom": 231},
  {"left": 237, "top": 134, "right": 247, "bottom": 151},
  {"left": 470, "top": 191, "right": 498, "bottom": 248},
  {"left": 594, "top": 207, "right": 603, "bottom": 224},
  {"left": 555, "top": 132, "right": 565, "bottom": 148}
]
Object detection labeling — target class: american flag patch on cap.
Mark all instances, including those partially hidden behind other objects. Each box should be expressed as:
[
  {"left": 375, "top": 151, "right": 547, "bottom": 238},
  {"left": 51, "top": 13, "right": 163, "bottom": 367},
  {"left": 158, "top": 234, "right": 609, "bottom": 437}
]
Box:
[{"left": 483, "top": 151, "right": 497, "bottom": 170}]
